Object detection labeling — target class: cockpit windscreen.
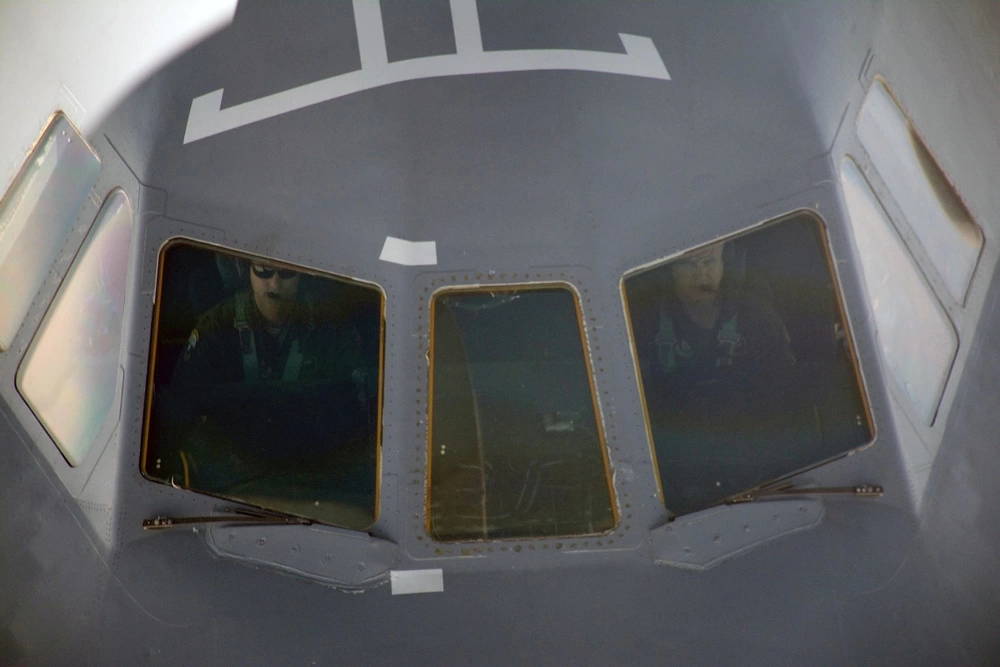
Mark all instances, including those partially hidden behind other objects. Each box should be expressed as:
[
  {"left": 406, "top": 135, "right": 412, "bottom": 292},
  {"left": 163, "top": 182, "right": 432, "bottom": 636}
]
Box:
[
  {"left": 624, "top": 212, "right": 873, "bottom": 515},
  {"left": 142, "top": 241, "right": 382, "bottom": 530},
  {"left": 428, "top": 285, "right": 616, "bottom": 541}
]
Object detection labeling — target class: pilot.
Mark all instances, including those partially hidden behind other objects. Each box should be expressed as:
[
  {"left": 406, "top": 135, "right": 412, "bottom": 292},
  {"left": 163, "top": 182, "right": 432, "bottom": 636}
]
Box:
[
  {"left": 167, "top": 258, "right": 374, "bottom": 493},
  {"left": 175, "top": 260, "right": 364, "bottom": 386},
  {"left": 648, "top": 240, "right": 795, "bottom": 403},
  {"left": 641, "top": 239, "right": 802, "bottom": 513}
]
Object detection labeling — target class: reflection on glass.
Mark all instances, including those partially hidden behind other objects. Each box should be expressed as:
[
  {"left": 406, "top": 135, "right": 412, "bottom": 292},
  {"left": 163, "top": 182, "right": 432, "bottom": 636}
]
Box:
[
  {"left": 858, "top": 81, "right": 983, "bottom": 304},
  {"left": 840, "top": 160, "right": 957, "bottom": 425},
  {"left": 0, "top": 113, "right": 101, "bottom": 350},
  {"left": 143, "top": 242, "right": 383, "bottom": 530},
  {"left": 428, "top": 286, "right": 615, "bottom": 541},
  {"left": 624, "top": 213, "right": 873, "bottom": 515},
  {"left": 18, "top": 192, "right": 133, "bottom": 466}
]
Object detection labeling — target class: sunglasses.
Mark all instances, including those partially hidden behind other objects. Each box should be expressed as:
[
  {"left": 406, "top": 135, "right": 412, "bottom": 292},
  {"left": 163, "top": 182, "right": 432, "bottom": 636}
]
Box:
[{"left": 251, "top": 264, "right": 298, "bottom": 280}]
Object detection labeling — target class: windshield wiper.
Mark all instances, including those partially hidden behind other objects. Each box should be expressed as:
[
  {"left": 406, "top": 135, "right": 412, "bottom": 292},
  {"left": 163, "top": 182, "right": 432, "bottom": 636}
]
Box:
[
  {"left": 143, "top": 505, "right": 314, "bottom": 530},
  {"left": 726, "top": 483, "right": 883, "bottom": 504}
]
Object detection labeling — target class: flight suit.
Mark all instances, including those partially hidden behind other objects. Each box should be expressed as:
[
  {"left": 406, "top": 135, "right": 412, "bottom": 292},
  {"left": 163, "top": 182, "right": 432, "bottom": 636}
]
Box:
[
  {"left": 176, "top": 289, "right": 366, "bottom": 387},
  {"left": 645, "top": 288, "right": 807, "bottom": 514},
  {"left": 163, "top": 289, "right": 376, "bottom": 499},
  {"left": 651, "top": 289, "right": 795, "bottom": 395}
]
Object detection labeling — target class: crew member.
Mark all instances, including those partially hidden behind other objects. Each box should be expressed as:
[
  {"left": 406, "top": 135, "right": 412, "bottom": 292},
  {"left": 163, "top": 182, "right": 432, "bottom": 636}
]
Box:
[
  {"left": 176, "top": 261, "right": 364, "bottom": 386},
  {"left": 167, "top": 259, "right": 373, "bottom": 495},
  {"left": 649, "top": 240, "right": 795, "bottom": 407},
  {"left": 640, "top": 240, "right": 801, "bottom": 514}
]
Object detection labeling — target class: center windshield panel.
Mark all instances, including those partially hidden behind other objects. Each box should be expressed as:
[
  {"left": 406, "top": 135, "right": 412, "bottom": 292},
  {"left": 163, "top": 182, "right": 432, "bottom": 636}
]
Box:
[
  {"left": 142, "top": 241, "right": 382, "bottom": 530},
  {"left": 427, "top": 285, "right": 616, "bottom": 541}
]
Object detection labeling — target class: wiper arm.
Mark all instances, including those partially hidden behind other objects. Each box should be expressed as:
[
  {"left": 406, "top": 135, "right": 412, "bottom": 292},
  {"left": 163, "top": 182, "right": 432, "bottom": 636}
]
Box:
[
  {"left": 143, "top": 505, "right": 314, "bottom": 530},
  {"left": 726, "top": 483, "right": 883, "bottom": 504}
]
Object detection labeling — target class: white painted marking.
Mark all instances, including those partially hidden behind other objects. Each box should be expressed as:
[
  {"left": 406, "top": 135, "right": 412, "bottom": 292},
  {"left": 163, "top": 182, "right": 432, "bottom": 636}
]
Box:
[
  {"left": 183, "top": 0, "right": 670, "bottom": 143},
  {"left": 390, "top": 569, "right": 444, "bottom": 595},
  {"left": 353, "top": 0, "right": 388, "bottom": 70},
  {"left": 450, "top": 0, "right": 483, "bottom": 54},
  {"left": 379, "top": 236, "right": 438, "bottom": 266}
]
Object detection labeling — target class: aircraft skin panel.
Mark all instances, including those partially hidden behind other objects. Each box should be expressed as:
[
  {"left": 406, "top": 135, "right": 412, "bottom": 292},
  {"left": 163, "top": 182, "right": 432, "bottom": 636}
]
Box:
[
  {"left": 2, "top": 0, "right": 999, "bottom": 664},
  {"left": 0, "top": 0, "right": 237, "bottom": 198}
]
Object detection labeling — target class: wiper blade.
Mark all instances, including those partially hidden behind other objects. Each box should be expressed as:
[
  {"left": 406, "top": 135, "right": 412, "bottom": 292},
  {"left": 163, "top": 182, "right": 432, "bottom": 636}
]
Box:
[
  {"left": 143, "top": 506, "right": 314, "bottom": 530},
  {"left": 726, "top": 483, "right": 883, "bottom": 504}
]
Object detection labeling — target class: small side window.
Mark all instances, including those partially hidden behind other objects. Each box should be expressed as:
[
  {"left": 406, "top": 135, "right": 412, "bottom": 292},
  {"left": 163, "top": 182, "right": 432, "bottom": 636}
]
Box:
[
  {"left": 18, "top": 191, "right": 133, "bottom": 466},
  {"left": 840, "top": 159, "right": 957, "bottom": 425},
  {"left": 858, "top": 80, "right": 983, "bottom": 304},
  {"left": 624, "top": 212, "right": 873, "bottom": 515},
  {"left": 0, "top": 113, "right": 101, "bottom": 350},
  {"left": 427, "top": 285, "right": 616, "bottom": 540},
  {"left": 142, "top": 241, "right": 384, "bottom": 531}
]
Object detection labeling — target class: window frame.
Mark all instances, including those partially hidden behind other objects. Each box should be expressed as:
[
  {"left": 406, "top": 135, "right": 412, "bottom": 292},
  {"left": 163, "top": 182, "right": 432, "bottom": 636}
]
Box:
[
  {"left": 839, "top": 158, "right": 959, "bottom": 427},
  {"left": 620, "top": 209, "right": 876, "bottom": 514},
  {"left": 857, "top": 77, "right": 984, "bottom": 307},
  {"left": 0, "top": 111, "right": 101, "bottom": 353},
  {"left": 424, "top": 281, "right": 618, "bottom": 542},
  {"left": 140, "top": 237, "right": 387, "bottom": 531},
  {"left": 16, "top": 188, "right": 134, "bottom": 467}
]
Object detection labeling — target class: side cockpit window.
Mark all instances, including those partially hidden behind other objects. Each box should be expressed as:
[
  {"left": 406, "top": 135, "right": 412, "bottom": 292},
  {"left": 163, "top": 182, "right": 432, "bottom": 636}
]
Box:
[
  {"left": 428, "top": 285, "right": 616, "bottom": 540},
  {"left": 624, "top": 212, "right": 873, "bottom": 515},
  {"left": 840, "top": 160, "right": 958, "bottom": 425},
  {"left": 142, "top": 241, "right": 383, "bottom": 530},
  {"left": 18, "top": 191, "right": 133, "bottom": 466},
  {"left": 857, "top": 80, "right": 983, "bottom": 305},
  {"left": 845, "top": 79, "right": 981, "bottom": 427},
  {"left": 0, "top": 113, "right": 100, "bottom": 351}
]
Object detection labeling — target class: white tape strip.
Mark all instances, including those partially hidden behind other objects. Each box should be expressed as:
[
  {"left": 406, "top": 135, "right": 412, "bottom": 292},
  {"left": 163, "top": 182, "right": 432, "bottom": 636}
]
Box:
[
  {"left": 379, "top": 236, "right": 438, "bottom": 266},
  {"left": 390, "top": 569, "right": 444, "bottom": 595}
]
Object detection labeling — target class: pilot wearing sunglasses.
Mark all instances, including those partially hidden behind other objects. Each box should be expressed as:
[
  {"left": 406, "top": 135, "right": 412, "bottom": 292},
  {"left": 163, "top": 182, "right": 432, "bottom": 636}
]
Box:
[
  {"left": 248, "top": 262, "right": 301, "bottom": 330},
  {"left": 175, "top": 259, "right": 362, "bottom": 386},
  {"left": 164, "top": 255, "right": 374, "bottom": 496}
]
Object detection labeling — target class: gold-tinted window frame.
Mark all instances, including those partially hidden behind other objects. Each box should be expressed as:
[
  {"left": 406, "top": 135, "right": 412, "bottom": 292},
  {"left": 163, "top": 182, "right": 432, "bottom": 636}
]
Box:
[
  {"left": 620, "top": 209, "right": 876, "bottom": 513},
  {"left": 140, "top": 237, "right": 387, "bottom": 530},
  {"left": 424, "top": 281, "right": 619, "bottom": 541}
]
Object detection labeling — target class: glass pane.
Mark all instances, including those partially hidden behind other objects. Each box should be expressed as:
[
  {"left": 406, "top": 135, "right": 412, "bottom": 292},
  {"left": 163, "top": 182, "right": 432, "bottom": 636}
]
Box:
[
  {"left": 18, "top": 192, "right": 133, "bottom": 466},
  {"left": 0, "top": 114, "right": 101, "bottom": 350},
  {"left": 858, "top": 81, "right": 983, "bottom": 303},
  {"left": 428, "top": 286, "right": 615, "bottom": 541},
  {"left": 840, "top": 159, "right": 957, "bottom": 425},
  {"left": 624, "top": 213, "right": 873, "bottom": 515},
  {"left": 142, "top": 242, "right": 382, "bottom": 530}
]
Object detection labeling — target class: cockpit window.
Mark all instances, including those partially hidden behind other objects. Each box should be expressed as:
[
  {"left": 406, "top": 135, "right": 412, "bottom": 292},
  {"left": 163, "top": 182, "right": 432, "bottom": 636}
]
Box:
[
  {"left": 17, "top": 191, "right": 133, "bottom": 466},
  {"left": 0, "top": 113, "right": 100, "bottom": 351},
  {"left": 840, "top": 160, "right": 957, "bottom": 425},
  {"left": 624, "top": 212, "right": 873, "bottom": 515},
  {"left": 142, "top": 241, "right": 383, "bottom": 530},
  {"left": 858, "top": 80, "right": 983, "bottom": 304},
  {"left": 427, "top": 285, "right": 616, "bottom": 541}
]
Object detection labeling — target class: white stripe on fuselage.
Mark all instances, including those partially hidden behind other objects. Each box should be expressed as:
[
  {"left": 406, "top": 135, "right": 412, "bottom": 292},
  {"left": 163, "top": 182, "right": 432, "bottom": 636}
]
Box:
[{"left": 183, "top": 0, "right": 670, "bottom": 144}]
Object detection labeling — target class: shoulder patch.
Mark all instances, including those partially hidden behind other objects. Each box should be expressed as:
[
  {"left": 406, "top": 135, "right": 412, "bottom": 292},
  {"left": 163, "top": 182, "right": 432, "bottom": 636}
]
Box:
[{"left": 183, "top": 329, "right": 199, "bottom": 360}]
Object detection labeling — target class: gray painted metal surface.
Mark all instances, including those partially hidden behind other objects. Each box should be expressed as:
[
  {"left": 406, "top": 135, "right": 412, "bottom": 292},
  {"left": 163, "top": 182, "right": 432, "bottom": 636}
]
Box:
[{"left": 3, "top": 0, "right": 999, "bottom": 664}]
